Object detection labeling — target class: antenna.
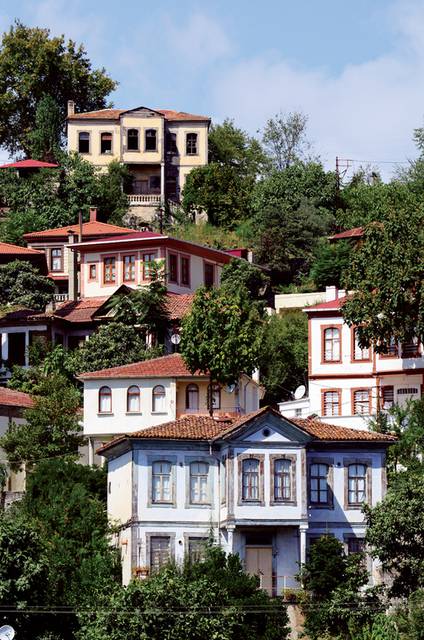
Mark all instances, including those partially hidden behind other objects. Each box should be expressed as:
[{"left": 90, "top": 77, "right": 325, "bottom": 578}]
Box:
[
  {"left": 0, "top": 626, "right": 15, "bottom": 640},
  {"left": 170, "top": 333, "right": 181, "bottom": 345},
  {"left": 293, "top": 385, "right": 306, "bottom": 400}
]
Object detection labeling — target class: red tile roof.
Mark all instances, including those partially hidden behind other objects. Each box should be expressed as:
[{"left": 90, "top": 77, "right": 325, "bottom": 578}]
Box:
[
  {"left": 23, "top": 221, "right": 134, "bottom": 241},
  {"left": 67, "top": 108, "right": 209, "bottom": 122},
  {"left": 0, "top": 242, "right": 45, "bottom": 255},
  {"left": 329, "top": 227, "right": 364, "bottom": 241},
  {"left": 0, "top": 387, "right": 33, "bottom": 408},
  {"left": 0, "top": 159, "right": 58, "bottom": 169},
  {"left": 155, "top": 109, "right": 210, "bottom": 122},
  {"left": 52, "top": 297, "right": 109, "bottom": 323},
  {"left": 79, "top": 353, "right": 202, "bottom": 380},
  {"left": 304, "top": 295, "right": 348, "bottom": 312},
  {"left": 167, "top": 293, "right": 193, "bottom": 320}
]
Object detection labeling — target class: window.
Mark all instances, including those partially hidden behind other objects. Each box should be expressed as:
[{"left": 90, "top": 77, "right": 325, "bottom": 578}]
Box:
[
  {"left": 348, "top": 464, "right": 367, "bottom": 505},
  {"left": 150, "top": 176, "right": 160, "bottom": 191},
  {"left": 78, "top": 131, "right": 90, "bottom": 153},
  {"left": 167, "top": 132, "right": 178, "bottom": 154},
  {"left": 100, "top": 132, "right": 112, "bottom": 154},
  {"left": 190, "top": 461, "right": 209, "bottom": 504},
  {"left": 50, "top": 247, "right": 63, "bottom": 272},
  {"left": 310, "top": 463, "right": 329, "bottom": 505},
  {"left": 150, "top": 536, "right": 170, "bottom": 572},
  {"left": 123, "top": 255, "right": 135, "bottom": 282},
  {"left": 347, "top": 537, "right": 365, "bottom": 555},
  {"left": 204, "top": 262, "right": 214, "bottom": 287},
  {"left": 353, "top": 328, "right": 370, "bottom": 360},
  {"left": 185, "top": 384, "right": 199, "bottom": 412},
  {"left": 353, "top": 389, "right": 370, "bottom": 415},
  {"left": 242, "top": 458, "right": 260, "bottom": 501},
  {"left": 99, "top": 386, "right": 112, "bottom": 413},
  {"left": 208, "top": 384, "right": 221, "bottom": 410},
  {"left": 8, "top": 332, "right": 26, "bottom": 366},
  {"left": 142, "top": 252, "right": 156, "bottom": 280},
  {"left": 381, "top": 336, "right": 399, "bottom": 357},
  {"left": 274, "top": 459, "right": 292, "bottom": 502},
  {"left": 323, "top": 390, "right": 340, "bottom": 416},
  {"left": 401, "top": 337, "right": 420, "bottom": 357},
  {"left": 381, "top": 385, "right": 394, "bottom": 410},
  {"left": 181, "top": 256, "right": 190, "bottom": 286},
  {"left": 295, "top": 407, "right": 302, "bottom": 417},
  {"left": 127, "top": 385, "right": 140, "bottom": 413},
  {"left": 145, "top": 129, "right": 157, "bottom": 151},
  {"left": 188, "top": 538, "right": 207, "bottom": 563},
  {"left": 323, "top": 327, "right": 341, "bottom": 362},
  {"left": 186, "top": 132, "right": 198, "bottom": 155},
  {"left": 127, "top": 128, "right": 139, "bottom": 151},
  {"left": 89, "top": 264, "right": 97, "bottom": 280},
  {"left": 152, "top": 385, "right": 166, "bottom": 412},
  {"left": 152, "top": 461, "right": 172, "bottom": 503},
  {"left": 103, "top": 257, "right": 116, "bottom": 283},
  {"left": 169, "top": 254, "right": 178, "bottom": 282}
]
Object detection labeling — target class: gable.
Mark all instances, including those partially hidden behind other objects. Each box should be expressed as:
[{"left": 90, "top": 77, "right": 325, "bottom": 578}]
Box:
[
  {"left": 225, "top": 412, "right": 312, "bottom": 444},
  {"left": 121, "top": 107, "right": 164, "bottom": 119}
]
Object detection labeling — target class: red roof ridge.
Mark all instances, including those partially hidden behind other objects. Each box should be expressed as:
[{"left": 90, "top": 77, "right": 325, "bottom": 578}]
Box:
[
  {"left": 0, "top": 159, "right": 58, "bottom": 169},
  {"left": 0, "top": 242, "right": 45, "bottom": 255},
  {"left": 23, "top": 220, "right": 134, "bottom": 240},
  {"left": 329, "top": 226, "right": 364, "bottom": 241},
  {"left": 303, "top": 295, "right": 349, "bottom": 312},
  {"left": 79, "top": 352, "right": 202, "bottom": 380}
]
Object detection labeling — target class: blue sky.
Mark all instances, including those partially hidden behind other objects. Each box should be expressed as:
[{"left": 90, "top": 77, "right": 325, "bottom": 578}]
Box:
[{"left": 1, "top": 0, "right": 424, "bottom": 177}]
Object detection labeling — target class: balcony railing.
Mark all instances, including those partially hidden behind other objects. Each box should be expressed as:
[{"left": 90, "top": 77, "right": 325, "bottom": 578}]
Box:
[
  {"left": 53, "top": 293, "right": 69, "bottom": 302},
  {"left": 128, "top": 194, "right": 162, "bottom": 206},
  {"left": 177, "top": 406, "right": 244, "bottom": 418}
]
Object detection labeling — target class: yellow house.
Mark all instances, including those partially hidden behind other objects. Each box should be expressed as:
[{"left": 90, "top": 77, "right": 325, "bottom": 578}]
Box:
[{"left": 66, "top": 102, "right": 210, "bottom": 220}]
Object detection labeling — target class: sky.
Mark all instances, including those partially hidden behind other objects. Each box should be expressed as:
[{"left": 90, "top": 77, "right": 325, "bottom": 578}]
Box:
[{"left": 2, "top": 0, "right": 424, "bottom": 178}]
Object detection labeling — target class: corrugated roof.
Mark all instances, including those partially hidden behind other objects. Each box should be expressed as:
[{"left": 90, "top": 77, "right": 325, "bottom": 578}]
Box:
[
  {"left": 23, "top": 221, "right": 134, "bottom": 241},
  {"left": 0, "top": 159, "right": 58, "bottom": 169},
  {"left": 79, "top": 352, "right": 201, "bottom": 380},
  {"left": 0, "top": 387, "right": 33, "bottom": 408},
  {"left": 0, "top": 242, "right": 45, "bottom": 255}
]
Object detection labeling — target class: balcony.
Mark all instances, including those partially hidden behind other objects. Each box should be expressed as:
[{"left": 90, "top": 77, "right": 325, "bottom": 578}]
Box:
[
  {"left": 128, "top": 194, "right": 162, "bottom": 206},
  {"left": 177, "top": 406, "right": 244, "bottom": 419},
  {"left": 53, "top": 293, "right": 69, "bottom": 302}
]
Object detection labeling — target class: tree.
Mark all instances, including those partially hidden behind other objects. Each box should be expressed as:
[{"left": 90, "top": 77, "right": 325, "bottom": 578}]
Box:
[
  {"left": 220, "top": 259, "right": 270, "bottom": 302},
  {"left": 259, "top": 311, "right": 308, "bottom": 404},
  {"left": 0, "top": 260, "right": 54, "bottom": 310},
  {"left": 0, "top": 21, "right": 117, "bottom": 155},
  {"left": 77, "top": 545, "right": 289, "bottom": 640},
  {"left": 309, "top": 238, "right": 353, "bottom": 289},
  {"left": 365, "top": 470, "right": 424, "bottom": 597},
  {"left": 262, "top": 111, "right": 313, "bottom": 170},
  {"left": 395, "top": 590, "right": 424, "bottom": 640},
  {"left": 180, "top": 286, "right": 263, "bottom": 414},
  {"left": 209, "top": 118, "right": 267, "bottom": 178},
  {"left": 28, "top": 94, "right": 63, "bottom": 162}
]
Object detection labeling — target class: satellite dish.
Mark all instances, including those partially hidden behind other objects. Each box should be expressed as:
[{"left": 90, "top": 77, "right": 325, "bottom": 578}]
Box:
[
  {"left": 225, "top": 383, "right": 237, "bottom": 394},
  {"left": 0, "top": 626, "right": 15, "bottom": 640},
  {"left": 294, "top": 385, "right": 306, "bottom": 400},
  {"left": 170, "top": 333, "right": 181, "bottom": 345}
]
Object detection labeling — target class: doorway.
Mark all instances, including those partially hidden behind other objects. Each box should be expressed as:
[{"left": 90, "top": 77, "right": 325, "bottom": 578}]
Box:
[{"left": 245, "top": 546, "right": 273, "bottom": 595}]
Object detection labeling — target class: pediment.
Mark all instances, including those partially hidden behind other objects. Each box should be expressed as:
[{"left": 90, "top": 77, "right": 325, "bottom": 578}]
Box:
[
  {"left": 122, "top": 107, "right": 163, "bottom": 119},
  {"left": 221, "top": 410, "right": 312, "bottom": 444}
]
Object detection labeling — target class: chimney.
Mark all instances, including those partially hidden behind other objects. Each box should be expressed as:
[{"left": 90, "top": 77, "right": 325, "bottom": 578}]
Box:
[
  {"left": 89, "top": 207, "right": 98, "bottom": 222},
  {"left": 325, "top": 285, "right": 338, "bottom": 302},
  {"left": 67, "top": 100, "right": 75, "bottom": 117},
  {"left": 67, "top": 230, "right": 78, "bottom": 302}
]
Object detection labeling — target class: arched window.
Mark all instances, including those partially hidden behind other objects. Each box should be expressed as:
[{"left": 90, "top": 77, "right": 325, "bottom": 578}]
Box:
[
  {"left": 310, "top": 463, "right": 329, "bottom": 505},
  {"left": 190, "top": 461, "right": 209, "bottom": 503},
  {"left": 323, "top": 327, "right": 341, "bottom": 362},
  {"left": 348, "top": 464, "right": 367, "bottom": 505},
  {"left": 100, "top": 132, "right": 112, "bottom": 154},
  {"left": 274, "top": 458, "right": 292, "bottom": 501},
  {"left": 242, "top": 458, "right": 259, "bottom": 501},
  {"left": 145, "top": 129, "right": 157, "bottom": 151},
  {"left": 186, "top": 132, "right": 198, "bottom": 155},
  {"left": 78, "top": 131, "right": 90, "bottom": 154},
  {"left": 152, "top": 385, "right": 166, "bottom": 412},
  {"left": 208, "top": 384, "right": 221, "bottom": 410},
  {"left": 127, "top": 385, "right": 140, "bottom": 413},
  {"left": 127, "top": 128, "right": 139, "bottom": 151},
  {"left": 98, "top": 386, "right": 112, "bottom": 413},
  {"left": 152, "top": 460, "right": 172, "bottom": 503},
  {"left": 186, "top": 384, "right": 199, "bottom": 412}
]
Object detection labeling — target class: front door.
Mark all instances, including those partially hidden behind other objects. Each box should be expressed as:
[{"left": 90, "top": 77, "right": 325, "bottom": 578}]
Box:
[{"left": 245, "top": 546, "right": 273, "bottom": 595}]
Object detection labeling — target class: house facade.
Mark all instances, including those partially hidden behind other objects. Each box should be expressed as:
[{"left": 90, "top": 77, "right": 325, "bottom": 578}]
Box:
[
  {"left": 98, "top": 406, "right": 394, "bottom": 588},
  {"left": 278, "top": 286, "right": 424, "bottom": 428},
  {"left": 66, "top": 103, "right": 210, "bottom": 219}
]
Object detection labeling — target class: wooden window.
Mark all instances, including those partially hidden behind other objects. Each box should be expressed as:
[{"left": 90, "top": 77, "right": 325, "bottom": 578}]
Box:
[
  {"left": 381, "top": 385, "right": 394, "bottom": 410},
  {"left": 180, "top": 256, "right": 190, "bottom": 286},
  {"left": 190, "top": 461, "right": 209, "bottom": 504},
  {"left": 323, "top": 390, "right": 340, "bottom": 416},
  {"left": 204, "top": 262, "right": 214, "bottom": 287},
  {"left": 347, "top": 537, "right": 365, "bottom": 555},
  {"left": 98, "top": 386, "right": 112, "bottom": 413},
  {"left": 186, "top": 132, "right": 198, "bottom": 155},
  {"left": 145, "top": 129, "right": 157, "bottom": 151},
  {"left": 185, "top": 384, "right": 199, "bottom": 412},
  {"left": 353, "top": 389, "right": 370, "bottom": 415},
  {"left": 50, "top": 247, "right": 63, "bottom": 272},
  {"left": 352, "top": 328, "right": 370, "bottom": 361},
  {"left": 150, "top": 536, "right": 170, "bottom": 572},
  {"left": 152, "top": 461, "right": 172, "bottom": 503},
  {"left": 310, "top": 463, "right": 329, "bottom": 505},
  {"left": 152, "top": 385, "right": 166, "bottom": 412},
  {"left": 207, "top": 384, "right": 221, "bottom": 410},
  {"left": 127, "top": 385, "right": 140, "bottom": 413},
  {"left": 100, "top": 132, "right": 112, "bottom": 154},
  {"left": 88, "top": 264, "right": 97, "bottom": 280},
  {"left": 323, "top": 327, "right": 341, "bottom": 362},
  {"left": 188, "top": 538, "right": 207, "bottom": 563},
  {"left": 273, "top": 458, "right": 292, "bottom": 502},
  {"left": 167, "top": 132, "right": 178, "bottom": 154},
  {"left": 347, "top": 464, "right": 367, "bottom": 505},
  {"left": 123, "top": 254, "right": 135, "bottom": 282},
  {"left": 242, "top": 458, "right": 260, "bottom": 501},
  {"left": 103, "top": 257, "right": 116, "bottom": 283},
  {"left": 169, "top": 253, "right": 178, "bottom": 283},
  {"left": 78, "top": 132, "right": 90, "bottom": 153},
  {"left": 142, "top": 252, "right": 156, "bottom": 280},
  {"left": 127, "top": 128, "right": 139, "bottom": 151}
]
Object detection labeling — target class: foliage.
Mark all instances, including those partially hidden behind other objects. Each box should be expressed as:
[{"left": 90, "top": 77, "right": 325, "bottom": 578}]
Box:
[
  {"left": 209, "top": 118, "right": 268, "bottom": 178},
  {"left": 0, "top": 373, "right": 84, "bottom": 471},
  {"left": 78, "top": 545, "right": 289, "bottom": 640},
  {"left": 365, "top": 470, "right": 424, "bottom": 597},
  {"left": 170, "top": 221, "right": 245, "bottom": 250},
  {"left": 309, "top": 239, "right": 353, "bottom": 289},
  {"left": 0, "top": 21, "right": 116, "bottom": 155},
  {"left": 259, "top": 311, "right": 308, "bottom": 404},
  {"left": 342, "top": 207, "right": 424, "bottom": 350},
  {"left": 351, "top": 614, "right": 400, "bottom": 640},
  {"left": 395, "top": 589, "right": 424, "bottom": 640},
  {"left": 0, "top": 260, "right": 54, "bottom": 310},
  {"left": 28, "top": 94, "right": 63, "bottom": 161},
  {"left": 262, "top": 111, "right": 313, "bottom": 170},
  {"left": 95, "top": 160, "right": 130, "bottom": 225},
  {"left": 220, "top": 258, "right": 270, "bottom": 301}
]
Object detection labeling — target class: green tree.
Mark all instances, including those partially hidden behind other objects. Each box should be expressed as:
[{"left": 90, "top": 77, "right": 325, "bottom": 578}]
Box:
[
  {"left": 220, "top": 258, "right": 270, "bottom": 302},
  {"left": 352, "top": 614, "right": 400, "bottom": 640},
  {"left": 0, "top": 21, "right": 116, "bottom": 155},
  {"left": 259, "top": 311, "right": 308, "bottom": 404},
  {"left": 209, "top": 118, "right": 267, "bottom": 178},
  {"left": 395, "top": 590, "right": 424, "bottom": 640},
  {"left": 78, "top": 545, "right": 289, "bottom": 640},
  {"left": 181, "top": 285, "right": 263, "bottom": 414},
  {"left": 0, "top": 260, "right": 54, "bottom": 309},
  {"left": 309, "top": 238, "right": 353, "bottom": 289},
  {"left": 28, "top": 94, "right": 63, "bottom": 162},
  {"left": 262, "top": 111, "right": 313, "bottom": 170}
]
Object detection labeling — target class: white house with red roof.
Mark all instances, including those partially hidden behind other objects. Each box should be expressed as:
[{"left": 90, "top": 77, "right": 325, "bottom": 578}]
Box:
[
  {"left": 278, "top": 286, "right": 424, "bottom": 428},
  {"left": 97, "top": 405, "right": 394, "bottom": 588}
]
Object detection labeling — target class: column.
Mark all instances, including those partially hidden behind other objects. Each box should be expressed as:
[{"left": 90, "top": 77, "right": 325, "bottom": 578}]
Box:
[
  {"left": 1, "top": 332, "right": 8, "bottom": 363},
  {"left": 299, "top": 526, "right": 308, "bottom": 566},
  {"left": 160, "top": 162, "right": 165, "bottom": 204},
  {"left": 24, "top": 330, "right": 30, "bottom": 367},
  {"left": 88, "top": 438, "right": 94, "bottom": 467}
]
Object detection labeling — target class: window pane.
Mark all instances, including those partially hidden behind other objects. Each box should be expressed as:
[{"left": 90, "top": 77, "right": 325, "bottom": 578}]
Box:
[
  {"left": 153, "top": 385, "right": 165, "bottom": 412},
  {"left": 145, "top": 129, "right": 157, "bottom": 151},
  {"left": 186, "top": 133, "right": 198, "bottom": 155},
  {"left": 127, "top": 129, "right": 139, "bottom": 150},
  {"left": 150, "top": 537, "right": 170, "bottom": 572}
]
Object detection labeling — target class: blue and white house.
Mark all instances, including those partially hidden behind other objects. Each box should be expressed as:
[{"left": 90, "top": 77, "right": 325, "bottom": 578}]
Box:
[{"left": 98, "top": 406, "right": 394, "bottom": 590}]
